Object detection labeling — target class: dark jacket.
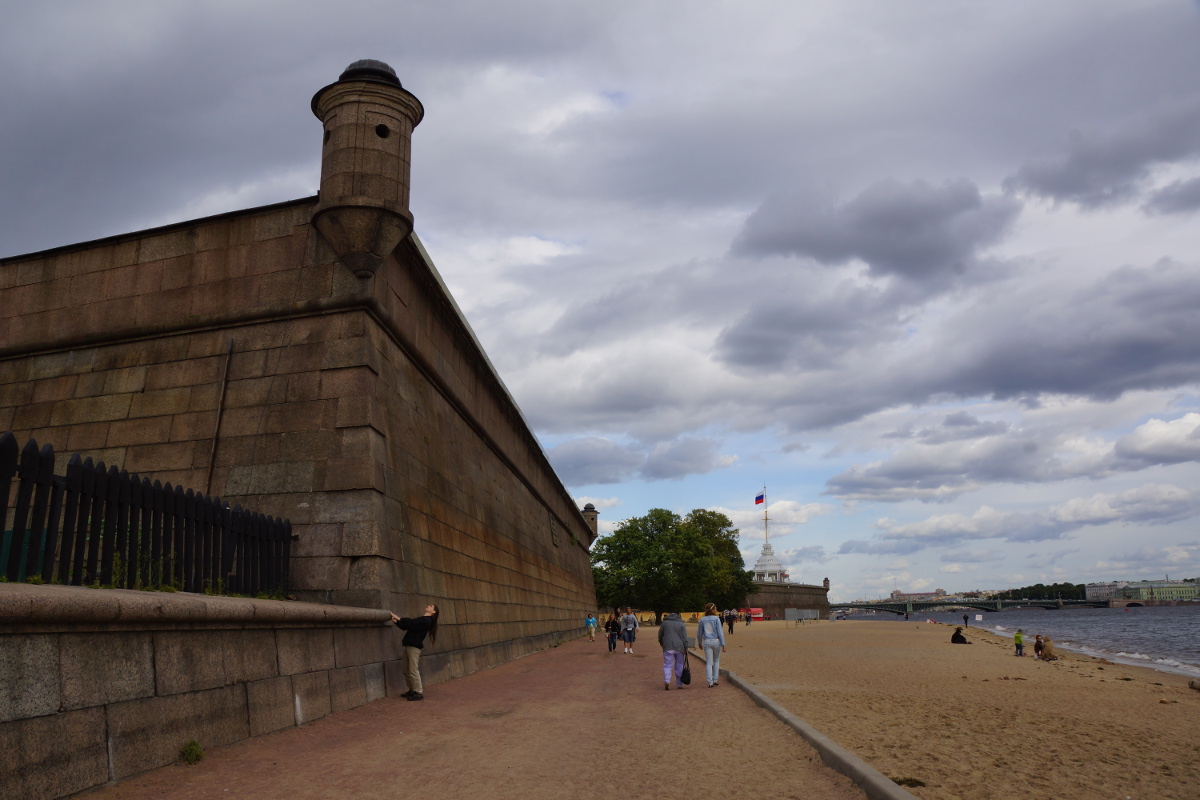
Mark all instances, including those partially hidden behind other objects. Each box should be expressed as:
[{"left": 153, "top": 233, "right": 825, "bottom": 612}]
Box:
[
  {"left": 395, "top": 615, "right": 434, "bottom": 649},
  {"left": 658, "top": 613, "right": 688, "bottom": 651}
]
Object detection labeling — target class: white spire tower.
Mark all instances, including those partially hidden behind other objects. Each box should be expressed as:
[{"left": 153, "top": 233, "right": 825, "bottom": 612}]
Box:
[{"left": 751, "top": 487, "right": 789, "bottom": 582}]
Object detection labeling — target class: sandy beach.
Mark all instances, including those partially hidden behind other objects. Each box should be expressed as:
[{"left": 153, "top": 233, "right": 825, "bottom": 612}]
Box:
[{"left": 717, "top": 619, "right": 1200, "bottom": 800}]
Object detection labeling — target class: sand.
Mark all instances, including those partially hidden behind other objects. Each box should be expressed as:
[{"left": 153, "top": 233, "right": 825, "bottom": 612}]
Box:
[{"left": 718, "top": 619, "right": 1200, "bottom": 800}]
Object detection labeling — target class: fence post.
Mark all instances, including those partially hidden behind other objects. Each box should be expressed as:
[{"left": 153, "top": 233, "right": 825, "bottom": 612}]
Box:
[
  {"left": 0, "top": 433, "right": 17, "bottom": 580},
  {"left": 58, "top": 454, "right": 84, "bottom": 585},
  {"left": 98, "top": 466, "right": 121, "bottom": 586},
  {"left": 24, "top": 442, "right": 57, "bottom": 581},
  {"left": 83, "top": 460, "right": 106, "bottom": 585}
]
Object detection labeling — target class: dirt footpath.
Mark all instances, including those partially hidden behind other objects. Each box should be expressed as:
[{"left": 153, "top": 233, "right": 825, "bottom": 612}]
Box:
[{"left": 89, "top": 636, "right": 863, "bottom": 800}]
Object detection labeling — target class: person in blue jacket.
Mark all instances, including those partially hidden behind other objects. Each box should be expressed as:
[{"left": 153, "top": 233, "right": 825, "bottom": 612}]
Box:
[{"left": 697, "top": 603, "right": 727, "bottom": 687}]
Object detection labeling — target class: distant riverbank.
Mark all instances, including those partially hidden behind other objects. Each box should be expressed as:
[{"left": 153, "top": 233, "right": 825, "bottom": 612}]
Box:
[
  {"left": 719, "top": 620, "right": 1199, "bottom": 800},
  {"left": 840, "top": 605, "right": 1200, "bottom": 678}
]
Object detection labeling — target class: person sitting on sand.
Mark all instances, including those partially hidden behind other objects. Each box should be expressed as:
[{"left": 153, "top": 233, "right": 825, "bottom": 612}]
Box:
[
  {"left": 1042, "top": 636, "right": 1058, "bottom": 661},
  {"left": 951, "top": 626, "right": 972, "bottom": 644},
  {"left": 1033, "top": 634, "right": 1044, "bottom": 659}
]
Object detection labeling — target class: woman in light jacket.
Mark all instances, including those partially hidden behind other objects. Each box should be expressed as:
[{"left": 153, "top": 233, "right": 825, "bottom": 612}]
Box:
[{"left": 697, "top": 602, "right": 727, "bottom": 687}]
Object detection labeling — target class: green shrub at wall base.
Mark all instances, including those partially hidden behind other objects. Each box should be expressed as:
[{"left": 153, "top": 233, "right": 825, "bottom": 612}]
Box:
[{"left": 180, "top": 740, "right": 204, "bottom": 765}]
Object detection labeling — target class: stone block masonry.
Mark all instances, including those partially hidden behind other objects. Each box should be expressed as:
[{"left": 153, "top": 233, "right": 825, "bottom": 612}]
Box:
[
  {"left": 2, "top": 583, "right": 578, "bottom": 800},
  {"left": 1, "top": 63, "right": 596, "bottom": 796},
  {"left": 0, "top": 61, "right": 597, "bottom": 692}
]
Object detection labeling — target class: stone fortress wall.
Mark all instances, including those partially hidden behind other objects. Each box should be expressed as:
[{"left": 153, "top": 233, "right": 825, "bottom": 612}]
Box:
[{"left": 0, "top": 61, "right": 597, "bottom": 797}]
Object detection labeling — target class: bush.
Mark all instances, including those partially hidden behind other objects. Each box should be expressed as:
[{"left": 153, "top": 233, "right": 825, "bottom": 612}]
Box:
[{"left": 180, "top": 740, "right": 204, "bottom": 765}]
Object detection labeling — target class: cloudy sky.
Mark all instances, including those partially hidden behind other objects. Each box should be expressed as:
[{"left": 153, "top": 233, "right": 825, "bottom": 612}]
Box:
[{"left": 4, "top": 1, "right": 1200, "bottom": 600}]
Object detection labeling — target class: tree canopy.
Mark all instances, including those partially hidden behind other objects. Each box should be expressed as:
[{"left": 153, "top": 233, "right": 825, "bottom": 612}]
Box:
[{"left": 590, "top": 508, "right": 756, "bottom": 621}]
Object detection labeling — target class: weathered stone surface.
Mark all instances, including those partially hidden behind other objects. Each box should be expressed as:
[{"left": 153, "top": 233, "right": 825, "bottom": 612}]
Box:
[
  {"left": 0, "top": 635, "right": 58, "bottom": 723},
  {"left": 364, "top": 662, "right": 386, "bottom": 702},
  {"left": 246, "top": 675, "right": 294, "bottom": 737},
  {"left": 275, "top": 627, "right": 336, "bottom": 675},
  {"left": 290, "top": 670, "right": 331, "bottom": 725},
  {"left": 222, "top": 629, "right": 279, "bottom": 684},
  {"left": 0, "top": 707, "right": 108, "bottom": 800},
  {"left": 106, "top": 684, "right": 249, "bottom": 780},
  {"left": 333, "top": 626, "right": 386, "bottom": 668},
  {"left": 154, "top": 630, "right": 228, "bottom": 695},
  {"left": 329, "top": 665, "right": 367, "bottom": 713},
  {"left": 60, "top": 632, "right": 154, "bottom": 709}
]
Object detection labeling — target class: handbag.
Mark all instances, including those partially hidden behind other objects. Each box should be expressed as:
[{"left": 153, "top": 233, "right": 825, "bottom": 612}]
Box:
[{"left": 680, "top": 651, "right": 691, "bottom": 685}]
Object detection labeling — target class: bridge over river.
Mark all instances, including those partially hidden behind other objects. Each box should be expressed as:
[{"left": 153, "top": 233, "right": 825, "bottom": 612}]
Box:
[{"left": 837, "top": 598, "right": 1105, "bottom": 616}]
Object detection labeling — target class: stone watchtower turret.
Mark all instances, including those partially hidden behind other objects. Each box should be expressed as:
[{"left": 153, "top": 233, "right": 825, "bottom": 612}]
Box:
[{"left": 310, "top": 59, "right": 424, "bottom": 277}]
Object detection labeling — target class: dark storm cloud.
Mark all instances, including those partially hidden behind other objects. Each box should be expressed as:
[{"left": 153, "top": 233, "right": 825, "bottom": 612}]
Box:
[
  {"left": 545, "top": 436, "right": 733, "bottom": 486},
  {"left": 732, "top": 179, "right": 1020, "bottom": 283},
  {"left": 930, "top": 258, "right": 1200, "bottom": 402},
  {"left": 1005, "top": 95, "right": 1200, "bottom": 208},
  {"left": 1143, "top": 177, "right": 1200, "bottom": 215},
  {"left": 544, "top": 438, "right": 644, "bottom": 485}
]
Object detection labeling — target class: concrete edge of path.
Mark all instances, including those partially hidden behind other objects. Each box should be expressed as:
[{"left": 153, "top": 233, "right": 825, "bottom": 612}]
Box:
[{"left": 687, "top": 650, "right": 918, "bottom": 800}]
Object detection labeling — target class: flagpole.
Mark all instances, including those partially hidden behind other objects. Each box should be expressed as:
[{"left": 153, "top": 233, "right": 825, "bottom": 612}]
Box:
[{"left": 762, "top": 485, "right": 769, "bottom": 545}]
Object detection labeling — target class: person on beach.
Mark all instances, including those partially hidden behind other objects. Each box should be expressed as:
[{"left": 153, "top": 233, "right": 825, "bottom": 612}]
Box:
[
  {"left": 951, "top": 626, "right": 972, "bottom": 644},
  {"left": 1033, "top": 634, "right": 1044, "bottom": 659},
  {"left": 658, "top": 610, "right": 688, "bottom": 690},
  {"left": 963, "top": 614, "right": 969, "bottom": 627},
  {"left": 1042, "top": 636, "right": 1058, "bottom": 660},
  {"left": 585, "top": 614, "right": 597, "bottom": 641},
  {"left": 698, "top": 602, "right": 728, "bottom": 687},
  {"left": 390, "top": 603, "right": 439, "bottom": 702},
  {"left": 604, "top": 613, "right": 621, "bottom": 653},
  {"left": 1014, "top": 629, "right": 1025, "bottom": 657},
  {"left": 621, "top": 607, "right": 639, "bottom": 654}
]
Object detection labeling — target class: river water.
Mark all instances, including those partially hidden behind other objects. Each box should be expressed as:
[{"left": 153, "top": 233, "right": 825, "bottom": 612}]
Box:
[{"left": 839, "top": 604, "right": 1200, "bottom": 678}]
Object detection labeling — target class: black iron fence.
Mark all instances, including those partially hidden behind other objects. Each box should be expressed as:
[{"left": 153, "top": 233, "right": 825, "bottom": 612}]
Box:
[{"left": 0, "top": 432, "right": 292, "bottom": 595}]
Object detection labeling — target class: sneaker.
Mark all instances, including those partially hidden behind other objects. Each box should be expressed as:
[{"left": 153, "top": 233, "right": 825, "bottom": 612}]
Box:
[
  {"left": 406, "top": 692, "right": 424, "bottom": 702},
  {"left": 400, "top": 690, "right": 415, "bottom": 699},
  {"left": 664, "top": 683, "right": 670, "bottom": 691}
]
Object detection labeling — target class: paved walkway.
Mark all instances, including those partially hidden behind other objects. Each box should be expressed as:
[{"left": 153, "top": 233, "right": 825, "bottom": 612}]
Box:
[{"left": 90, "top": 637, "right": 863, "bottom": 800}]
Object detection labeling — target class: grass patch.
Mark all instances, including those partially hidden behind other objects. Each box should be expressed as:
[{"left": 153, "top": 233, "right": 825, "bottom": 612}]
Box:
[{"left": 180, "top": 740, "right": 204, "bottom": 765}]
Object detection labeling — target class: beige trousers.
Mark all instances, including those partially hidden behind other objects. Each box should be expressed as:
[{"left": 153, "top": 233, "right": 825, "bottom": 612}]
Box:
[{"left": 403, "top": 646, "right": 423, "bottom": 694}]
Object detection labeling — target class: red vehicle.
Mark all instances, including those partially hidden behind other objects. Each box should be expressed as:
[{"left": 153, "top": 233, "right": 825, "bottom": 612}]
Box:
[{"left": 737, "top": 607, "right": 764, "bottom": 621}]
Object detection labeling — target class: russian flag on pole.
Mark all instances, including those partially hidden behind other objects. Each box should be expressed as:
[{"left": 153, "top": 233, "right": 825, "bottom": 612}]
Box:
[{"left": 755, "top": 491, "right": 765, "bottom": 505}]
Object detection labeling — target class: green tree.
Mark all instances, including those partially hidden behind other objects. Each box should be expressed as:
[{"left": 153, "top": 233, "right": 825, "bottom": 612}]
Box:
[{"left": 590, "top": 508, "right": 756, "bottom": 623}]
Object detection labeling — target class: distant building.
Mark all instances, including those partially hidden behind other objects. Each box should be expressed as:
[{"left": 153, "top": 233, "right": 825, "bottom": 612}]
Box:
[
  {"left": 889, "top": 588, "right": 947, "bottom": 602},
  {"left": 1088, "top": 581, "right": 1197, "bottom": 602}
]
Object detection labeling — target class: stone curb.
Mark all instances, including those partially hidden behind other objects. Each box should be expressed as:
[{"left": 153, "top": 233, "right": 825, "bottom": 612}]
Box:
[
  {"left": 688, "top": 649, "right": 918, "bottom": 800},
  {"left": 0, "top": 583, "right": 391, "bottom": 630}
]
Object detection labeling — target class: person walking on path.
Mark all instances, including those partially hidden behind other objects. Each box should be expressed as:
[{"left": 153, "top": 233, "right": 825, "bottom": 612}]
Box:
[
  {"left": 697, "top": 603, "right": 727, "bottom": 687},
  {"left": 604, "top": 613, "right": 621, "bottom": 653},
  {"left": 585, "top": 614, "right": 597, "bottom": 642},
  {"left": 620, "top": 607, "right": 639, "bottom": 654},
  {"left": 658, "top": 611, "right": 688, "bottom": 690},
  {"left": 725, "top": 609, "right": 736, "bottom": 635},
  {"left": 390, "top": 603, "right": 440, "bottom": 702}
]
